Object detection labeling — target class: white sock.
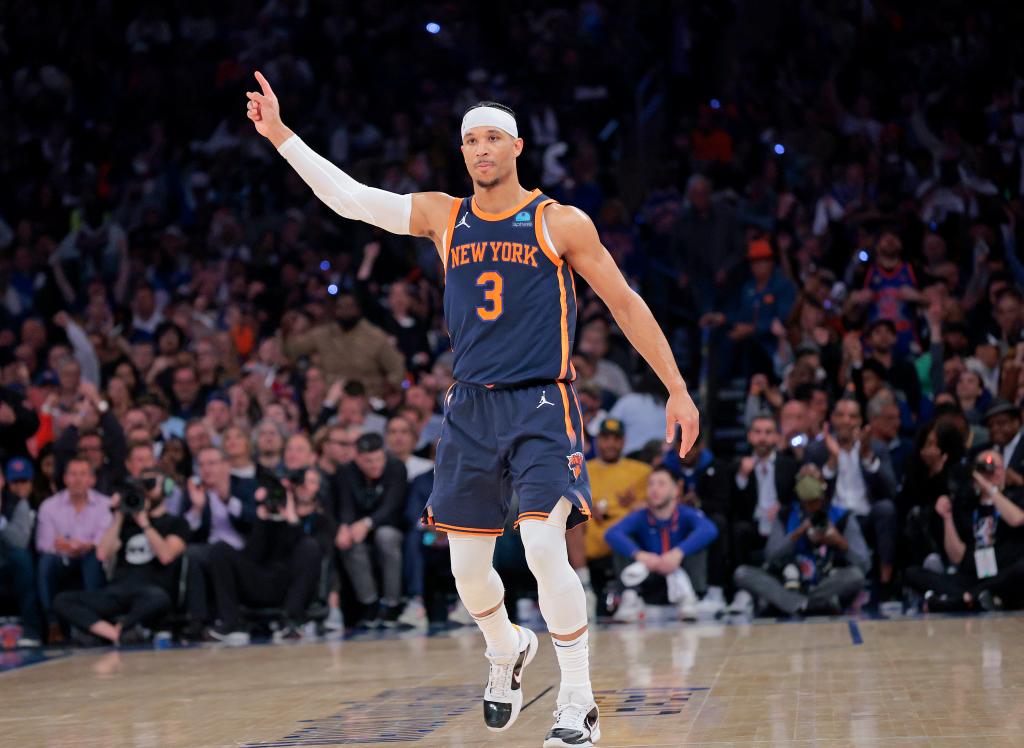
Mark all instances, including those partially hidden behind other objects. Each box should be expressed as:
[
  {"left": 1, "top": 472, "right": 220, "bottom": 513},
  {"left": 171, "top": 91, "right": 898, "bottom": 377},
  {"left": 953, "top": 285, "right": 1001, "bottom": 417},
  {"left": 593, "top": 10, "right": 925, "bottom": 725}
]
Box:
[
  {"left": 473, "top": 603, "right": 520, "bottom": 657},
  {"left": 553, "top": 629, "right": 593, "bottom": 705}
]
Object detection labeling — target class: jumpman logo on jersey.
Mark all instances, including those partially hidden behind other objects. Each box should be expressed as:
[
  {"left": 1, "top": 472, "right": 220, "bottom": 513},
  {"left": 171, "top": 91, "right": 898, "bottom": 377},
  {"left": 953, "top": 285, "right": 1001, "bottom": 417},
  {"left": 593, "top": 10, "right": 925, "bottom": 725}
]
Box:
[
  {"left": 536, "top": 389, "right": 555, "bottom": 408},
  {"left": 455, "top": 212, "right": 471, "bottom": 229}
]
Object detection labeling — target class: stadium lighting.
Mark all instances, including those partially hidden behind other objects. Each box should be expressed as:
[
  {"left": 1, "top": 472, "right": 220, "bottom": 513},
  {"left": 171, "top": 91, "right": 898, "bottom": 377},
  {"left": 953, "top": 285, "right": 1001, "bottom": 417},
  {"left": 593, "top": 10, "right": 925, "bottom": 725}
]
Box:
[
  {"left": 327, "top": 284, "right": 339, "bottom": 295},
  {"left": 426, "top": 22, "right": 441, "bottom": 34},
  {"left": 319, "top": 260, "right": 330, "bottom": 271},
  {"left": 773, "top": 143, "right": 785, "bottom": 155}
]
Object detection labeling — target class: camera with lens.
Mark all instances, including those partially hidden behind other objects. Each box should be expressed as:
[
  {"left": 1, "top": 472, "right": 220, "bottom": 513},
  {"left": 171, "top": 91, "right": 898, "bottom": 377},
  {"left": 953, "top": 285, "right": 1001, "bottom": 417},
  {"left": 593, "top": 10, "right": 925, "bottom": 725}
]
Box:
[
  {"left": 975, "top": 455, "right": 997, "bottom": 477},
  {"left": 259, "top": 476, "right": 288, "bottom": 514},
  {"left": 810, "top": 508, "right": 830, "bottom": 535},
  {"left": 118, "top": 477, "right": 153, "bottom": 514}
]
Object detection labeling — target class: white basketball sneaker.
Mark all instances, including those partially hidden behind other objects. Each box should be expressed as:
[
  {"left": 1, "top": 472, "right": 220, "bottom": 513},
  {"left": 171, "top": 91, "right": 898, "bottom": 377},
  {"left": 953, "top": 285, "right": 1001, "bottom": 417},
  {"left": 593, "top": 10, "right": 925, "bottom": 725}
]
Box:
[
  {"left": 484, "top": 625, "right": 539, "bottom": 732},
  {"left": 543, "top": 701, "right": 601, "bottom": 747}
]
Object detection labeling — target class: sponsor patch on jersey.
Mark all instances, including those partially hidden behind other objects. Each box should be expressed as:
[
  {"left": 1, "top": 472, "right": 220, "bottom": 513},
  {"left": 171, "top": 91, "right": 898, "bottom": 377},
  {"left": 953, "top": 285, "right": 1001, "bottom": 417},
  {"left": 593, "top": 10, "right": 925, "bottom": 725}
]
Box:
[
  {"left": 567, "top": 451, "right": 584, "bottom": 481},
  {"left": 513, "top": 210, "right": 533, "bottom": 227}
]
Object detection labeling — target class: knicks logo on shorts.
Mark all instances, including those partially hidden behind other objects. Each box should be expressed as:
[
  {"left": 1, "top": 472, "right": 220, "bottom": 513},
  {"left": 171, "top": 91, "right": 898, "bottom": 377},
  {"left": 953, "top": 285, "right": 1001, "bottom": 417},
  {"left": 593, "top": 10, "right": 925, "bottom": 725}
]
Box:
[{"left": 567, "top": 452, "right": 584, "bottom": 481}]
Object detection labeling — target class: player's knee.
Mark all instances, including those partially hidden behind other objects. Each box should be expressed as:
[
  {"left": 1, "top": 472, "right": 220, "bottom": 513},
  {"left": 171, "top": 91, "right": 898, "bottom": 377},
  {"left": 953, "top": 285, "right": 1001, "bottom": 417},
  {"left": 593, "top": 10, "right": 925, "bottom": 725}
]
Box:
[{"left": 521, "top": 527, "right": 568, "bottom": 574}]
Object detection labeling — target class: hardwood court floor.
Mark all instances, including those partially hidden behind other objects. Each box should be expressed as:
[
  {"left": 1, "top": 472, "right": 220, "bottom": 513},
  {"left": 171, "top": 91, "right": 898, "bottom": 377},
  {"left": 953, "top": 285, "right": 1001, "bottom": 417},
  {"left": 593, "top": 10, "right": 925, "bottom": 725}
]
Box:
[{"left": 5, "top": 615, "right": 1024, "bottom": 747}]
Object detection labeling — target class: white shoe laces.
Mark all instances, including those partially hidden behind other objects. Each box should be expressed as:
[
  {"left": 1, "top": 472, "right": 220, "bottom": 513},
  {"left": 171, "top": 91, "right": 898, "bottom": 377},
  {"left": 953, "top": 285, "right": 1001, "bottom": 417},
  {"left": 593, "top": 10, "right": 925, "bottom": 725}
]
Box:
[
  {"left": 551, "top": 702, "right": 590, "bottom": 732},
  {"left": 485, "top": 655, "right": 516, "bottom": 700}
]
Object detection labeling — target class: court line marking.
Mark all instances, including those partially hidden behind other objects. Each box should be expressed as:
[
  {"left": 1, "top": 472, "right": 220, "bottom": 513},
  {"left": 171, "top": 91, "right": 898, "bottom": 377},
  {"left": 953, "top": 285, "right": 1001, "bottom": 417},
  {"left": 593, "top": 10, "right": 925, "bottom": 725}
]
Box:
[
  {"left": 848, "top": 620, "right": 864, "bottom": 645},
  {"left": 521, "top": 685, "right": 553, "bottom": 713}
]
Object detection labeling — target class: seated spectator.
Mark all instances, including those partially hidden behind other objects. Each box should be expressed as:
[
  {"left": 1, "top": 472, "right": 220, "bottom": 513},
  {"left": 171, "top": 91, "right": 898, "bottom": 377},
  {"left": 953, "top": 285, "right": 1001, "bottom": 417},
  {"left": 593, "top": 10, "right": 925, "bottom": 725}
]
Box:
[
  {"left": 385, "top": 415, "right": 433, "bottom": 481},
  {"left": 206, "top": 473, "right": 325, "bottom": 644},
  {"left": 333, "top": 433, "right": 407, "bottom": 626},
  {"left": 567, "top": 418, "right": 649, "bottom": 617},
  {"left": 806, "top": 397, "right": 898, "bottom": 597},
  {"left": 981, "top": 399, "right": 1024, "bottom": 487},
  {"left": 904, "top": 450, "right": 1024, "bottom": 611},
  {"left": 36, "top": 458, "right": 111, "bottom": 642},
  {"left": 848, "top": 318, "right": 922, "bottom": 418},
  {"left": 203, "top": 391, "right": 233, "bottom": 447},
  {"left": 605, "top": 467, "right": 719, "bottom": 621},
  {"left": 898, "top": 419, "right": 967, "bottom": 565},
  {"left": 733, "top": 463, "right": 869, "bottom": 616},
  {"left": 317, "top": 423, "right": 360, "bottom": 479},
  {"left": 53, "top": 467, "right": 189, "bottom": 645},
  {"left": 401, "top": 383, "right": 443, "bottom": 451},
  {"left": 223, "top": 424, "right": 257, "bottom": 479},
  {"left": 181, "top": 447, "right": 257, "bottom": 637},
  {"left": 0, "top": 458, "right": 44, "bottom": 646},
  {"left": 729, "top": 413, "right": 798, "bottom": 568},
  {"left": 576, "top": 319, "right": 632, "bottom": 398},
  {"left": 253, "top": 418, "right": 286, "bottom": 473},
  {"left": 866, "top": 391, "right": 912, "bottom": 487}
]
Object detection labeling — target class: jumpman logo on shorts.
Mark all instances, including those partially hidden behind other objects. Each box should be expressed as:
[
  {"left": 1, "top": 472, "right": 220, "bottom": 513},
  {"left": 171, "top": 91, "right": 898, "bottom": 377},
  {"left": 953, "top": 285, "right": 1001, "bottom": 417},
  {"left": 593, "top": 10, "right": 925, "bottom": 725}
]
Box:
[
  {"left": 536, "top": 389, "right": 555, "bottom": 408},
  {"left": 455, "top": 212, "right": 471, "bottom": 229}
]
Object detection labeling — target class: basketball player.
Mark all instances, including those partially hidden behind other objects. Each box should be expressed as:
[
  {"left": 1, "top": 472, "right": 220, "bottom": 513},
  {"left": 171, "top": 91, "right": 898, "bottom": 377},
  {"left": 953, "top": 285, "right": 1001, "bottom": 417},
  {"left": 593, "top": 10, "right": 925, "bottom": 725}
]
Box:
[{"left": 246, "top": 71, "right": 699, "bottom": 747}]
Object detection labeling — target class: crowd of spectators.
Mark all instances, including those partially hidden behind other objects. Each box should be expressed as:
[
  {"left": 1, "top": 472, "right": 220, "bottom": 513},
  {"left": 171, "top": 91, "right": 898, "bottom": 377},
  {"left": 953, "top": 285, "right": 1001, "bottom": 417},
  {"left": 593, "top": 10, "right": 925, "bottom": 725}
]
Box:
[{"left": 5, "top": 1, "right": 1024, "bottom": 646}]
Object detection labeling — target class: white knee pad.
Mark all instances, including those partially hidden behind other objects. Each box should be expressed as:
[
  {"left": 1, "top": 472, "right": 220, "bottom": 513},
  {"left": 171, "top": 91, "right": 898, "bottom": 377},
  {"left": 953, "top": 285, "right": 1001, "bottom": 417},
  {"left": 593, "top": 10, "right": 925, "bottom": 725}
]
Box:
[
  {"left": 520, "top": 501, "right": 588, "bottom": 635},
  {"left": 448, "top": 534, "right": 504, "bottom": 614}
]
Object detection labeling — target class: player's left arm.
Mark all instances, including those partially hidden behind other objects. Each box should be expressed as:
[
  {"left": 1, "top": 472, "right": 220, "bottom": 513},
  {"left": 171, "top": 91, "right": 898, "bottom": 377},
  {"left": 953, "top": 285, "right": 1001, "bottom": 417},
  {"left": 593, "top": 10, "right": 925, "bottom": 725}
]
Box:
[{"left": 549, "top": 204, "right": 700, "bottom": 456}]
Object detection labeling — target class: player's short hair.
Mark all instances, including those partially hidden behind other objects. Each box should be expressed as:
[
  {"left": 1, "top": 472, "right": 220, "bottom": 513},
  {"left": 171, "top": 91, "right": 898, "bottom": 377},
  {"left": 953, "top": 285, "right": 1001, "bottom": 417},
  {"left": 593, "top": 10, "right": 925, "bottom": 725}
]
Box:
[{"left": 464, "top": 101, "right": 517, "bottom": 120}]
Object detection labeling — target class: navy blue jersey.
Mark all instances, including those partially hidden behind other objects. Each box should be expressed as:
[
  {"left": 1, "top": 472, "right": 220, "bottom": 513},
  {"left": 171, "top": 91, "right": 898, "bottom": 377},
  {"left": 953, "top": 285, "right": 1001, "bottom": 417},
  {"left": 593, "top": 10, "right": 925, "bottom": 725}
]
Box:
[{"left": 442, "top": 189, "right": 578, "bottom": 387}]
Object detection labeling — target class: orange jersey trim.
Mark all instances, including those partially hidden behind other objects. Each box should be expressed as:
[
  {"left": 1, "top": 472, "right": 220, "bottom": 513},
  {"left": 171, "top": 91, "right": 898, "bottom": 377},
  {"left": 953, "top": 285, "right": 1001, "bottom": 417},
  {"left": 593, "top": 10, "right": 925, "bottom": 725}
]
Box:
[
  {"left": 513, "top": 511, "right": 550, "bottom": 528},
  {"left": 569, "top": 383, "right": 586, "bottom": 453},
  {"left": 557, "top": 381, "right": 577, "bottom": 446},
  {"left": 442, "top": 197, "right": 462, "bottom": 274},
  {"left": 471, "top": 188, "right": 541, "bottom": 221},
  {"left": 533, "top": 199, "right": 562, "bottom": 267},
  {"left": 433, "top": 522, "right": 504, "bottom": 537}
]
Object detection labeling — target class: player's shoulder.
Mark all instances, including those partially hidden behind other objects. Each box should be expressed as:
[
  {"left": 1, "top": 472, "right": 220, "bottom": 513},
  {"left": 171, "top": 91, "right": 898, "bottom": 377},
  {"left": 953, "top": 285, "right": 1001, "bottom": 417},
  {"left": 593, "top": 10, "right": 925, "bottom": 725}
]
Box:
[
  {"left": 542, "top": 202, "right": 598, "bottom": 250},
  {"left": 542, "top": 201, "right": 594, "bottom": 229}
]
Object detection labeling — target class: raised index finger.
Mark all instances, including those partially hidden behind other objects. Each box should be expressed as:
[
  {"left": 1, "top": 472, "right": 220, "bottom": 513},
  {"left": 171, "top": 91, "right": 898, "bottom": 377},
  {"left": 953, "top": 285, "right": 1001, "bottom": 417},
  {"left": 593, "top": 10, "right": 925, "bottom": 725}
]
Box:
[{"left": 254, "top": 70, "right": 274, "bottom": 98}]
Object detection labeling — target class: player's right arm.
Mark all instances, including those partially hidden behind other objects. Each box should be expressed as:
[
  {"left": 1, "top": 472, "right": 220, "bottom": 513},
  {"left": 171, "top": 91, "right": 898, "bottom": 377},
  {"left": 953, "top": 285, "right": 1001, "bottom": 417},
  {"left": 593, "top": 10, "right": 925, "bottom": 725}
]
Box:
[{"left": 245, "top": 71, "right": 454, "bottom": 257}]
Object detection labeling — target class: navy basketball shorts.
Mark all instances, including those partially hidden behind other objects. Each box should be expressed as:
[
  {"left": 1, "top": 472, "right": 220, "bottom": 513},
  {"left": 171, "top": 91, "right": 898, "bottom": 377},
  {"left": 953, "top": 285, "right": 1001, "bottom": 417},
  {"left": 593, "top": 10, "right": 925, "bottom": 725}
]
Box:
[{"left": 424, "top": 381, "right": 593, "bottom": 536}]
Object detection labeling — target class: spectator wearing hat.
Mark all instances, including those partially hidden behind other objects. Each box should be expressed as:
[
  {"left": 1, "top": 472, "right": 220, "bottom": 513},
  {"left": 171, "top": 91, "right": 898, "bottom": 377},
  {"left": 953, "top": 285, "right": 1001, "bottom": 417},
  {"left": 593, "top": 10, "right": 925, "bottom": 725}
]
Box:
[
  {"left": 703, "top": 239, "right": 797, "bottom": 381},
  {"left": 981, "top": 399, "right": 1024, "bottom": 487},
  {"left": 733, "top": 463, "right": 869, "bottom": 616},
  {"left": 35, "top": 458, "right": 111, "bottom": 642},
  {"left": 0, "top": 458, "right": 44, "bottom": 646},
  {"left": 567, "top": 418, "right": 651, "bottom": 616},
  {"left": 846, "top": 318, "right": 922, "bottom": 418},
  {"left": 333, "top": 432, "right": 407, "bottom": 626}
]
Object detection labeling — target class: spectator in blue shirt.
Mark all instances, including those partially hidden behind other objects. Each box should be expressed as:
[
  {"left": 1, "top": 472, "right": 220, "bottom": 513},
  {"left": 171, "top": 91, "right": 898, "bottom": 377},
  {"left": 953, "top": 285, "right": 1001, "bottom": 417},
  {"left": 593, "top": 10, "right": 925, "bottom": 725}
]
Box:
[{"left": 605, "top": 466, "right": 718, "bottom": 620}]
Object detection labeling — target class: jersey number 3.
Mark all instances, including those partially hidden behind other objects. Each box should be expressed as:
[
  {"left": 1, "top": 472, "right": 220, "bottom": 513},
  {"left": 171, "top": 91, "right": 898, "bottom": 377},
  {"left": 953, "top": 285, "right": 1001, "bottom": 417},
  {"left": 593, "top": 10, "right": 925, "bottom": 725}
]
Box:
[{"left": 475, "top": 271, "right": 504, "bottom": 321}]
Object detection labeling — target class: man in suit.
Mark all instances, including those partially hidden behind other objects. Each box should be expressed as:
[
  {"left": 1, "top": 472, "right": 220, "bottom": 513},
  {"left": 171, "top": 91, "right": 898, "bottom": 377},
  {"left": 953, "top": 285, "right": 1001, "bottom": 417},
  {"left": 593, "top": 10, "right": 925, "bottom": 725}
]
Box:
[
  {"left": 982, "top": 399, "right": 1024, "bottom": 489},
  {"left": 866, "top": 391, "right": 913, "bottom": 489},
  {"left": 180, "top": 446, "right": 257, "bottom": 637},
  {"left": 805, "top": 397, "right": 898, "bottom": 597},
  {"left": 729, "top": 412, "right": 800, "bottom": 568}
]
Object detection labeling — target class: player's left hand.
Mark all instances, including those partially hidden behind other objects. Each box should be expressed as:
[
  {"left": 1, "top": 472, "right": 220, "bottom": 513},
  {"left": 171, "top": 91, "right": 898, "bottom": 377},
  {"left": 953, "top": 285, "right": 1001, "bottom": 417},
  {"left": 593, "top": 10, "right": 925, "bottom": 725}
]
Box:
[{"left": 666, "top": 388, "right": 700, "bottom": 458}]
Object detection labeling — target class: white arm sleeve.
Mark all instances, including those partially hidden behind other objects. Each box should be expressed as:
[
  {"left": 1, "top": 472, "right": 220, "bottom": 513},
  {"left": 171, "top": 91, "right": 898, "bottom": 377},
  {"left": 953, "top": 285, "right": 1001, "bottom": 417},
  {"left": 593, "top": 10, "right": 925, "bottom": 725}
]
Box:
[{"left": 277, "top": 135, "right": 413, "bottom": 235}]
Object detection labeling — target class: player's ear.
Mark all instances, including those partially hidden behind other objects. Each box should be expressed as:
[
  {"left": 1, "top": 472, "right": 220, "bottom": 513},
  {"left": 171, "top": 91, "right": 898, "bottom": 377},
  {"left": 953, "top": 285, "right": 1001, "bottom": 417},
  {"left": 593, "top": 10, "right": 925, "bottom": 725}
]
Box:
[{"left": 513, "top": 137, "right": 524, "bottom": 157}]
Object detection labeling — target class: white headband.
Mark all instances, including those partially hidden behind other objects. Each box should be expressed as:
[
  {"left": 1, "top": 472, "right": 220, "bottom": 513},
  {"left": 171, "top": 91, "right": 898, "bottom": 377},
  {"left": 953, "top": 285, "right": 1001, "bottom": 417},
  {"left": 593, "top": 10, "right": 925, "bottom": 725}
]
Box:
[{"left": 461, "top": 106, "right": 518, "bottom": 139}]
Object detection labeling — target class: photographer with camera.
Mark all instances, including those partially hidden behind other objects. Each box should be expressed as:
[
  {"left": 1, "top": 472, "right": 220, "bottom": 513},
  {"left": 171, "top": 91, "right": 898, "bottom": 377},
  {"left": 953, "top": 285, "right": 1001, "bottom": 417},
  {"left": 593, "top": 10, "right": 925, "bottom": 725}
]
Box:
[
  {"left": 904, "top": 449, "right": 1024, "bottom": 611},
  {"left": 52, "top": 468, "right": 189, "bottom": 645},
  {"left": 205, "top": 469, "right": 324, "bottom": 644},
  {"left": 733, "top": 463, "right": 870, "bottom": 616}
]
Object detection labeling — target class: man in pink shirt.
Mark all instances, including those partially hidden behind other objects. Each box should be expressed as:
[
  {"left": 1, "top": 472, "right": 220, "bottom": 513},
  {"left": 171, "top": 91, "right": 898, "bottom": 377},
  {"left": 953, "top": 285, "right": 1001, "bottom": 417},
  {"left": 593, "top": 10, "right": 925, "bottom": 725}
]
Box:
[{"left": 36, "top": 457, "right": 111, "bottom": 641}]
